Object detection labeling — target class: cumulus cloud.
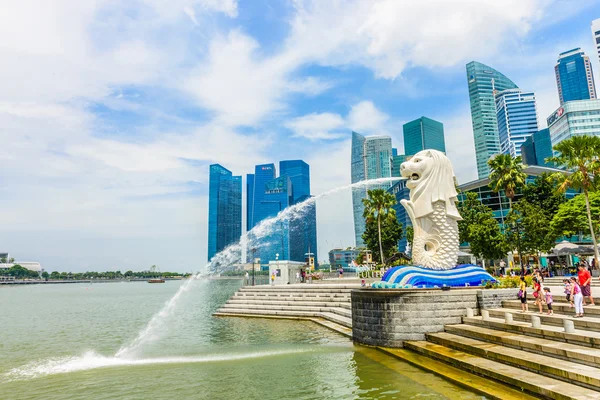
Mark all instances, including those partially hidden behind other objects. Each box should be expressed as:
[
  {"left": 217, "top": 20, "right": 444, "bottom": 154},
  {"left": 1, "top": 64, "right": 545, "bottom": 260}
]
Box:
[{"left": 285, "top": 112, "right": 346, "bottom": 140}]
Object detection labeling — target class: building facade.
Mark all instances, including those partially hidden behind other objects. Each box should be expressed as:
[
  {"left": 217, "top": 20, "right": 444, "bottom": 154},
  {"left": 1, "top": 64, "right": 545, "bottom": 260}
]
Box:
[
  {"left": 555, "top": 48, "right": 596, "bottom": 104},
  {"left": 351, "top": 131, "right": 393, "bottom": 247},
  {"left": 547, "top": 99, "right": 600, "bottom": 148},
  {"left": 466, "top": 61, "right": 519, "bottom": 178},
  {"left": 403, "top": 116, "right": 446, "bottom": 156},
  {"left": 328, "top": 248, "right": 361, "bottom": 269},
  {"left": 520, "top": 128, "right": 554, "bottom": 167},
  {"left": 208, "top": 164, "right": 242, "bottom": 261},
  {"left": 246, "top": 160, "right": 317, "bottom": 265},
  {"left": 592, "top": 19, "right": 600, "bottom": 65},
  {"left": 388, "top": 179, "right": 411, "bottom": 253},
  {"left": 495, "top": 89, "right": 539, "bottom": 158}
]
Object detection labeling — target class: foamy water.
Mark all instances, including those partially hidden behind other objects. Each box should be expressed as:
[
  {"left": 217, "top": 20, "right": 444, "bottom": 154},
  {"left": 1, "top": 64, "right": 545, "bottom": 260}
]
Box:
[{"left": 4, "top": 348, "right": 313, "bottom": 382}]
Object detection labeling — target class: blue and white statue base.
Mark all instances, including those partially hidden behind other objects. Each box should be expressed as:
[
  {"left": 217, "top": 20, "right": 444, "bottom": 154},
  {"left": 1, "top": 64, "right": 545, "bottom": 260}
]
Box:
[{"left": 371, "top": 264, "right": 496, "bottom": 289}]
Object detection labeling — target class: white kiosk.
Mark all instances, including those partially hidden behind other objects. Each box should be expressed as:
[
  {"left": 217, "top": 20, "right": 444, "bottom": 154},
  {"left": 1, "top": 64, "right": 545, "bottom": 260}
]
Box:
[{"left": 268, "top": 260, "right": 305, "bottom": 285}]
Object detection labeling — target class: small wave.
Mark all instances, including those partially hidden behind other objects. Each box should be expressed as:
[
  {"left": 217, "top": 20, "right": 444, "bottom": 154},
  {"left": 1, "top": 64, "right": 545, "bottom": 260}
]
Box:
[{"left": 4, "top": 348, "right": 312, "bottom": 381}]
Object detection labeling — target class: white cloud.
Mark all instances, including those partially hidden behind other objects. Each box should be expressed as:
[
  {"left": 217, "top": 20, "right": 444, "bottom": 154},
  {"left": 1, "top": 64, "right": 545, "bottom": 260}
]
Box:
[
  {"left": 285, "top": 113, "right": 346, "bottom": 140},
  {"left": 285, "top": 0, "right": 549, "bottom": 79},
  {"left": 347, "top": 101, "right": 390, "bottom": 133}
]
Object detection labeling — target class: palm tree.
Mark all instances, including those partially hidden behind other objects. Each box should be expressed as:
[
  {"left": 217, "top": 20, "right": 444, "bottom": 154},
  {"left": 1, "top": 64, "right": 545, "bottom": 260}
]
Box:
[
  {"left": 488, "top": 154, "right": 527, "bottom": 270},
  {"left": 362, "top": 189, "right": 397, "bottom": 265},
  {"left": 488, "top": 154, "right": 527, "bottom": 210},
  {"left": 547, "top": 135, "right": 600, "bottom": 267}
]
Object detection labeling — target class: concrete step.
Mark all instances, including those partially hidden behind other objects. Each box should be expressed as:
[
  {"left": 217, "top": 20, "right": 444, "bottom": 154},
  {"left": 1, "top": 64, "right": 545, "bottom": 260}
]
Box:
[
  {"left": 503, "top": 299, "right": 600, "bottom": 316},
  {"left": 213, "top": 307, "right": 353, "bottom": 328},
  {"left": 405, "top": 340, "right": 600, "bottom": 400},
  {"left": 427, "top": 332, "right": 600, "bottom": 390},
  {"left": 234, "top": 292, "right": 351, "bottom": 300},
  {"left": 463, "top": 316, "right": 600, "bottom": 349},
  {"left": 233, "top": 292, "right": 351, "bottom": 301},
  {"left": 226, "top": 299, "right": 352, "bottom": 309},
  {"left": 220, "top": 303, "right": 352, "bottom": 318},
  {"left": 445, "top": 323, "right": 600, "bottom": 367},
  {"left": 239, "top": 286, "right": 355, "bottom": 293},
  {"left": 488, "top": 307, "right": 600, "bottom": 331}
]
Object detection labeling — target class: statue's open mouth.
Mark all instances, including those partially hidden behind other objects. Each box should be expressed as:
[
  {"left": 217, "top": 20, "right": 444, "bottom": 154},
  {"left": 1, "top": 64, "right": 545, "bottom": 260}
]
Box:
[{"left": 410, "top": 173, "right": 420, "bottom": 181}]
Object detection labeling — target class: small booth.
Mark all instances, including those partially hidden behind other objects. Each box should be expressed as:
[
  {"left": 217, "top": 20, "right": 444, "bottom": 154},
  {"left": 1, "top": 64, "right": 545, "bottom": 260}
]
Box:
[{"left": 268, "top": 260, "right": 306, "bottom": 285}]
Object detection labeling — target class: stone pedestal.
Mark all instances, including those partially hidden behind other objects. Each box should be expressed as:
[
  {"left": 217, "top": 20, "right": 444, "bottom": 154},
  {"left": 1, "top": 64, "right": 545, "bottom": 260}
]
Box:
[{"left": 351, "top": 288, "right": 478, "bottom": 347}]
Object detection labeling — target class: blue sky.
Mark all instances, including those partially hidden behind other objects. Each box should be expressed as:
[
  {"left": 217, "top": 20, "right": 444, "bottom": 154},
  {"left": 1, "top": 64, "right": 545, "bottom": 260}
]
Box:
[{"left": 1, "top": 0, "right": 600, "bottom": 272}]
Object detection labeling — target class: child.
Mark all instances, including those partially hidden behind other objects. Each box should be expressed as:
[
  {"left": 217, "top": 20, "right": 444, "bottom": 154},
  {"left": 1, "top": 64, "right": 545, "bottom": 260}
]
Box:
[
  {"left": 570, "top": 276, "right": 584, "bottom": 318},
  {"left": 563, "top": 279, "right": 573, "bottom": 307},
  {"left": 544, "top": 287, "right": 554, "bottom": 315},
  {"left": 533, "top": 277, "right": 543, "bottom": 314},
  {"left": 518, "top": 276, "right": 528, "bottom": 313}
]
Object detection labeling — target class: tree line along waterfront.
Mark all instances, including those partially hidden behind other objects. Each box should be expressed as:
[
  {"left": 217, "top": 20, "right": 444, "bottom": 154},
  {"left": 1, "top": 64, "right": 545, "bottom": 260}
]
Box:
[
  {"left": 353, "top": 135, "right": 600, "bottom": 273},
  {"left": 0, "top": 264, "right": 190, "bottom": 281}
]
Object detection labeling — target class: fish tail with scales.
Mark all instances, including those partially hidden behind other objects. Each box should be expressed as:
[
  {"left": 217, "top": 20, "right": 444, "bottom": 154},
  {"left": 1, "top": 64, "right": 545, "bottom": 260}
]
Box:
[{"left": 409, "top": 201, "right": 459, "bottom": 270}]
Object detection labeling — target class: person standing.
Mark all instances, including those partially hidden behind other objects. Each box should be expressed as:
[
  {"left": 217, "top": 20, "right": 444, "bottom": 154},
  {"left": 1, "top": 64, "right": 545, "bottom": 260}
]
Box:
[
  {"left": 544, "top": 287, "right": 554, "bottom": 315},
  {"left": 533, "top": 277, "right": 543, "bottom": 314},
  {"left": 295, "top": 271, "right": 300, "bottom": 283},
  {"left": 518, "top": 276, "right": 528, "bottom": 313},
  {"left": 270, "top": 272, "right": 275, "bottom": 286},
  {"left": 245, "top": 271, "right": 249, "bottom": 285},
  {"left": 578, "top": 264, "right": 595, "bottom": 306},
  {"left": 570, "top": 277, "right": 584, "bottom": 318}
]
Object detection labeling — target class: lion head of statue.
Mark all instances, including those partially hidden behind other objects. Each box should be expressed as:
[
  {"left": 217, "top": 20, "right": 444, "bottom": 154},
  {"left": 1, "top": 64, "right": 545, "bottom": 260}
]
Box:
[{"left": 400, "top": 149, "right": 462, "bottom": 220}]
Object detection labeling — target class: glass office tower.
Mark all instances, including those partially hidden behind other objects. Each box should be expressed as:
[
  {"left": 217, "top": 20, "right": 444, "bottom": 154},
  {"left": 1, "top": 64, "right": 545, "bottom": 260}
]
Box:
[
  {"left": 403, "top": 116, "right": 446, "bottom": 155},
  {"left": 520, "top": 128, "right": 553, "bottom": 167},
  {"left": 466, "top": 61, "right": 518, "bottom": 178},
  {"left": 208, "top": 164, "right": 242, "bottom": 261},
  {"left": 246, "top": 160, "right": 317, "bottom": 265},
  {"left": 351, "top": 131, "right": 392, "bottom": 247},
  {"left": 555, "top": 48, "right": 596, "bottom": 104},
  {"left": 495, "top": 89, "right": 539, "bottom": 158}
]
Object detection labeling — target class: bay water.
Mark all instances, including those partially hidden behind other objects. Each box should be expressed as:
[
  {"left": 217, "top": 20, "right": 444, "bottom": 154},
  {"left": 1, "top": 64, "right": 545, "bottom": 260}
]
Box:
[{"left": 0, "top": 280, "right": 484, "bottom": 399}]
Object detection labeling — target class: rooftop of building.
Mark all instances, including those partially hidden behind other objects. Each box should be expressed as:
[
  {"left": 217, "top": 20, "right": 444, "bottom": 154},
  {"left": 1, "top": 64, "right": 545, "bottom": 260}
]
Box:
[
  {"left": 557, "top": 47, "right": 584, "bottom": 59},
  {"left": 458, "top": 165, "right": 567, "bottom": 192}
]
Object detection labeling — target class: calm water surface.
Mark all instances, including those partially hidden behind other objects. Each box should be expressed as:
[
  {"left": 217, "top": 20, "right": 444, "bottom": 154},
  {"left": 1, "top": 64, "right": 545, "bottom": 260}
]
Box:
[{"left": 0, "top": 280, "right": 485, "bottom": 399}]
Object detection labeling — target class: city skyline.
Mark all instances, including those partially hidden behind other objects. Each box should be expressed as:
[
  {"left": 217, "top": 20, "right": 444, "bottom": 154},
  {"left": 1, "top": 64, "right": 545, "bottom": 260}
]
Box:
[{"left": 2, "top": 1, "right": 600, "bottom": 271}]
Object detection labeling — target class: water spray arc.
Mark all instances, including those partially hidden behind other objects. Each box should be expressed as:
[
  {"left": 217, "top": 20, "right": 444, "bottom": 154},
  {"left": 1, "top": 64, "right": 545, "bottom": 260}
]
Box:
[{"left": 115, "top": 177, "right": 401, "bottom": 358}]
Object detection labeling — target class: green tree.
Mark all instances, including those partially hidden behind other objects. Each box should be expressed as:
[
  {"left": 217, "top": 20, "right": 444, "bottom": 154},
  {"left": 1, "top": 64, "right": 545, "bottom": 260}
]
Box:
[
  {"left": 42, "top": 271, "right": 49, "bottom": 280},
  {"left": 458, "top": 192, "right": 508, "bottom": 261},
  {"left": 551, "top": 192, "right": 600, "bottom": 239},
  {"left": 50, "top": 271, "right": 60, "bottom": 279},
  {"left": 362, "top": 214, "right": 403, "bottom": 263},
  {"left": 7, "top": 265, "right": 29, "bottom": 278},
  {"left": 505, "top": 200, "right": 557, "bottom": 259},
  {"left": 0, "top": 257, "right": 6, "bottom": 264},
  {"left": 8, "top": 257, "right": 14, "bottom": 263},
  {"left": 547, "top": 135, "right": 600, "bottom": 265},
  {"left": 488, "top": 154, "right": 527, "bottom": 269},
  {"left": 362, "top": 189, "right": 399, "bottom": 264},
  {"left": 521, "top": 173, "right": 566, "bottom": 217}
]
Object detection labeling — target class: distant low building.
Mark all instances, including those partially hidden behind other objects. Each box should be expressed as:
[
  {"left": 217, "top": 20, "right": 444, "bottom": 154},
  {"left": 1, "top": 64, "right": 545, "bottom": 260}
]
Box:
[
  {"left": 328, "top": 248, "right": 361, "bottom": 268},
  {"left": 0, "top": 262, "right": 42, "bottom": 272}
]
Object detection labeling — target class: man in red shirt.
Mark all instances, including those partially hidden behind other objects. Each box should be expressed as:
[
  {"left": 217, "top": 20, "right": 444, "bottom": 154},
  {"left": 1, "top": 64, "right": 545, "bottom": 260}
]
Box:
[{"left": 578, "top": 264, "right": 595, "bottom": 306}]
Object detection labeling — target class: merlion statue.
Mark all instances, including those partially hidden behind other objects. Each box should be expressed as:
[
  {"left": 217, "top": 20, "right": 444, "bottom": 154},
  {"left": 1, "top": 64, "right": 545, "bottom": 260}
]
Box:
[{"left": 400, "top": 149, "right": 462, "bottom": 270}]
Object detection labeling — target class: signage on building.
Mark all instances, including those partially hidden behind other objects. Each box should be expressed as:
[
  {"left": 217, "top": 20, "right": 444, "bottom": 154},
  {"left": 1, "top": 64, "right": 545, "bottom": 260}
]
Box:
[
  {"left": 546, "top": 107, "right": 564, "bottom": 127},
  {"left": 261, "top": 166, "right": 272, "bottom": 170}
]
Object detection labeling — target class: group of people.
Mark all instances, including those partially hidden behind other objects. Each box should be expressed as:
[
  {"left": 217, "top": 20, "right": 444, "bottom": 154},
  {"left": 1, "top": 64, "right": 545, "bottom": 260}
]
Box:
[{"left": 517, "top": 264, "right": 595, "bottom": 318}]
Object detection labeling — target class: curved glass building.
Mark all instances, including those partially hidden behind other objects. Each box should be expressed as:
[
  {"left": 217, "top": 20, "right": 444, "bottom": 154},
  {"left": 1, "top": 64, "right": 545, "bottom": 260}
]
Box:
[{"left": 466, "top": 61, "right": 518, "bottom": 178}]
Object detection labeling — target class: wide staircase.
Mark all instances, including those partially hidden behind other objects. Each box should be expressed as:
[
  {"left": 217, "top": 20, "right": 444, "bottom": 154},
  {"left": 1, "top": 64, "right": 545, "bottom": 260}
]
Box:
[
  {"left": 213, "top": 284, "right": 354, "bottom": 336},
  {"left": 545, "top": 277, "right": 600, "bottom": 287},
  {"left": 401, "top": 292, "right": 600, "bottom": 399}
]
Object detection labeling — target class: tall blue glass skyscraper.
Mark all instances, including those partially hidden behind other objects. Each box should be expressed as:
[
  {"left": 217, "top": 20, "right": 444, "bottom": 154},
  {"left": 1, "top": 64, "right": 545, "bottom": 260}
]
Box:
[
  {"left": 466, "top": 61, "right": 518, "bottom": 178},
  {"left": 520, "top": 128, "right": 553, "bottom": 167},
  {"left": 246, "top": 160, "right": 317, "bottom": 265},
  {"left": 208, "top": 164, "right": 242, "bottom": 261},
  {"left": 403, "top": 116, "right": 446, "bottom": 155},
  {"left": 555, "top": 48, "right": 596, "bottom": 104},
  {"left": 495, "top": 89, "right": 539, "bottom": 158}
]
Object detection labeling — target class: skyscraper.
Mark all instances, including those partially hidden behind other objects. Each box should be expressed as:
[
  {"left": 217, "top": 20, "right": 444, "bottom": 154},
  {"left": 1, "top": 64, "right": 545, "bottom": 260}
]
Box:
[
  {"left": 555, "top": 48, "right": 596, "bottom": 104},
  {"left": 466, "top": 61, "right": 518, "bottom": 178},
  {"left": 592, "top": 19, "right": 600, "bottom": 64},
  {"left": 208, "top": 164, "right": 242, "bottom": 261},
  {"left": 520, "top": 128, "right": 553, "bottom": 167},
  {"left": 495, "top": 89, "right": 539, "bottom": 158},
  {"left": 403, "top": 116, "right": 446, "bottom": 155},
  {"left": 246, "top": 160, "right": 317, "bottom": 264},
  {"left": 351, "top": 131, "right": 393, "bottom": 247},
  {"left": 280, "top": 160, "right": 317, "bottom": 263}
]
